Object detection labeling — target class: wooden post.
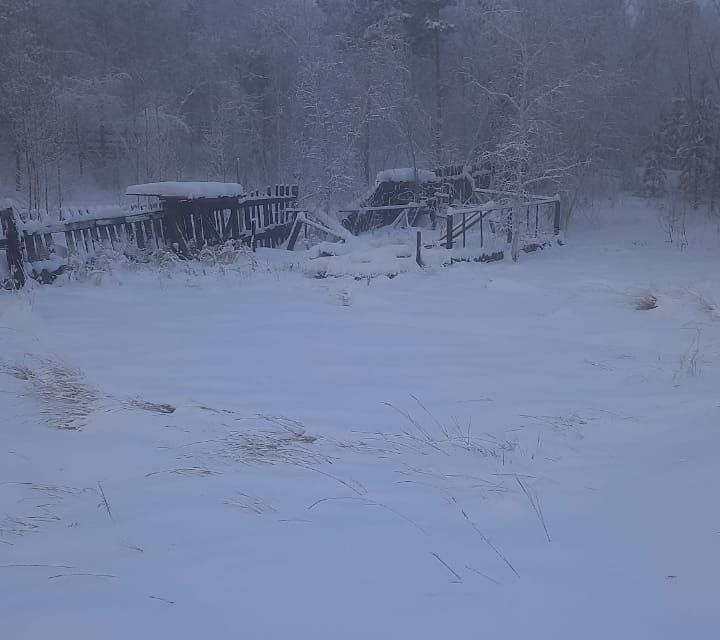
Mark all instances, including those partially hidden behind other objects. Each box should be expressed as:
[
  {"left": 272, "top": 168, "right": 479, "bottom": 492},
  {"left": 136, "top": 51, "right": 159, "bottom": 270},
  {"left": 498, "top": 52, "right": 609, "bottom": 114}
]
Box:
[
  {"left": 416, "top": 231, "right": 424, "bottom": 267},
  {"left": 446, "top": 213, "right": 454, "bottom": 249},
  {"left": 462, "top": 212, "right": 467, "bottom": 249},
  {"left": 506, "top": 210, "right": 513, "bottom": 244},
  {"left": 1, "top": 208, "right": 25, "bottom": 288},
  {"left": 480, "top": 212, "right": 484, "bottom": 248},
  {"left": 251, "top": 220, "right": 257, "bottom": 252}
]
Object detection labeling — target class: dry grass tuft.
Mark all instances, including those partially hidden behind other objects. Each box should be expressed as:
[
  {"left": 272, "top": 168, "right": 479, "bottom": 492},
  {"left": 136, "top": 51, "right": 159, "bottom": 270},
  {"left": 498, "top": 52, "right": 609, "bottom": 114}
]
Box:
[
  {"left": 219, "top": 423, "right": 325, "bottom": 467},
  {"left": 1, "top": 357, "right": 99, "bottom": 430},
  {"left": 359, "top": 398, "right": 518, "bottom": 460}
]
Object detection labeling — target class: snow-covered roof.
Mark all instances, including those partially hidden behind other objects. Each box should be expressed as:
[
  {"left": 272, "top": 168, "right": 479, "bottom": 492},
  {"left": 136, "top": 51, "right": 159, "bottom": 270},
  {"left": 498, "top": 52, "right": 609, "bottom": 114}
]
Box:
[
  {"left": 126, "top": 182, "right": 246, "bottom": 200},
  {"left": 375, "top": 168, "right": 438, "bottom": 185}
]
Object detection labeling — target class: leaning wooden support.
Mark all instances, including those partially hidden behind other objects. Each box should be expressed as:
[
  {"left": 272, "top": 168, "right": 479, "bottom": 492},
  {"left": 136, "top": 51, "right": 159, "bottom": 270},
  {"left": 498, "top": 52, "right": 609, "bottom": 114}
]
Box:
[{"left": 1, "top": 208, "right": 26, "bottom": 288}]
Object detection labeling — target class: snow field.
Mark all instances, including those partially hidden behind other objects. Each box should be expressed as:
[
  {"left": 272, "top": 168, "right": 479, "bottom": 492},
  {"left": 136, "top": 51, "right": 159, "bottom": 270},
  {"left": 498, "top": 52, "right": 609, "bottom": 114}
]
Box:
[{"left": 1, "top": 198, "right": 719, "bottom": 639}]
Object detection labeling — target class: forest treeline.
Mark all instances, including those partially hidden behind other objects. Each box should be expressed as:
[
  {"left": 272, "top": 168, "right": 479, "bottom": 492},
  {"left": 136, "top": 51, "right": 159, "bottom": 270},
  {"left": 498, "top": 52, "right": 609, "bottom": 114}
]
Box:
[{"left": 1, "top": 0, "right": 719, "bottom": 214}]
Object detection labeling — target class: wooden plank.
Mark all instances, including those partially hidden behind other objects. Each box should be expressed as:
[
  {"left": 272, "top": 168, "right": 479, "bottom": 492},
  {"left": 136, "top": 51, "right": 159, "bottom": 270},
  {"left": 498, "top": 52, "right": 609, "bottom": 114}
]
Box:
[
  {"left": 143, "top": 220, "right": 155, "bottom": 248},
  {"left": 89, "top": 226, "right": 100, "bottom": 247},
  {"left": 123, "top": 223, "right": 134, "bottom": 246},
  {"left": 202, "top": 209, "right": 220, "bottom": 245},
  {"left": 23, "top": 233, "right": 39, "bottom": 262},
  {"left": 134, "top": 221, "right": 146, "bottom": 249},
  {"left": 65, "top": 230, "right": 77, "bottom": 255},
  {"left": 153, "top": 218, "right": 165, "bottom": 247},
  {"left": 43, "top": 233, "right": 55, "bottom": 256},
  {"left": 83, "top": 228, "right": 93, "bottom": 252},
  {"left": 73, "top": 230, "right": 85, "bottom": 252},
  {"left": 286, "top": 216, "right": 303, "bottom": 251},
  {"left": 230, "top": 206, "right": 240, "bottom": 239},
  {"left": 243, "top": 203, "right": 251, "bottom": 231},
  {"left": 163, "top": 211, "right": 190, "bottom": 257},
  {"left": 194, "top": 208, "right": 204, "bottom": 247},
  {"left": 110, "top": 225, "right": 121, "bottom": 247},
  {"left": 1, "top": 208, "right": 26, "bottom": 288},
  {"left": 98, "top": 225, "right": 111, "bottom": 246},
  {"left": 35, "top": 234, "right": 51, "bottom": 260}
]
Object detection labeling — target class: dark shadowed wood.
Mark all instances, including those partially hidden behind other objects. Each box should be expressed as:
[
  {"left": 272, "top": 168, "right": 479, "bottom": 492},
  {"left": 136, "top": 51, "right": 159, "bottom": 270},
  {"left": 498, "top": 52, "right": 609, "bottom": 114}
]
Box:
[
  {"left": 65, "top": 230, "right": 77, "bottom": 254},
  {"left": 134, "top": 222, "right": 146, "bottom": 249},
  {"left": 43, "top": 234, "right": 55, "bottom": 256},
  {"left": 1, "top": 208, "right": 26, "bottom": 288},
  {"left": 143, "top": 220, "right": 154, "bottom": 248},
  {"left": 23, "top": 233, "right": 39, "bottom": 262},
  {"left": 98, "top": 226, "right": 110, "bottom": 246}
]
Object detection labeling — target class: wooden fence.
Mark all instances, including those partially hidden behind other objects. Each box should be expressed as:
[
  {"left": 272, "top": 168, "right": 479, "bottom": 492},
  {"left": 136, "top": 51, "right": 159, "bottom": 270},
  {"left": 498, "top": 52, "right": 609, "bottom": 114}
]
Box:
[
  {"left": 1, "top": 185, "right": 299, "bottom": 287},
  {"left": 441, "top": 195, "right": 562, "bottom": 250}
]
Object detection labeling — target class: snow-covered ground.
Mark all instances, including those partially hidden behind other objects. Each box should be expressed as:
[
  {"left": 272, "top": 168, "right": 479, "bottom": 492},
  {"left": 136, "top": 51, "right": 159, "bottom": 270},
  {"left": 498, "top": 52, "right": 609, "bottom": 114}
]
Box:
[{"left": 1, "top": 198, "right": 719, "bottom": 639}]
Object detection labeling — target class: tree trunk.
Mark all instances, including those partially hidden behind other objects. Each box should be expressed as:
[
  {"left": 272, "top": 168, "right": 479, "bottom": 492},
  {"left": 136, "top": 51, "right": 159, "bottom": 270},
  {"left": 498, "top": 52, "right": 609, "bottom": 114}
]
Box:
[
  {"left": 15, "top": 145, "right": 22, "bottom": 193},
  {"left": 434, "top": 29, "right": 443, "bottom": 167}
]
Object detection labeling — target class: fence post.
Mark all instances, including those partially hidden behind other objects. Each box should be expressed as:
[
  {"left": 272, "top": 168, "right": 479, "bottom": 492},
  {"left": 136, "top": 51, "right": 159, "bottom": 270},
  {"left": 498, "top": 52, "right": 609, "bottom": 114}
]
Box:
[
  {"left": 446, "top": 213, "right": 454, "bottom": 249},
  {"left": 1, "top": 208, "right": 26, "bottom": 288},
  {"left": 462, "top": 212, "right": 467, "bottom": 249},
  {"left": 416, "top": 231, "right": 424, "bottom": 267},
  {"left": 251, "top": 220, "right": 257, "bottom": 252}
]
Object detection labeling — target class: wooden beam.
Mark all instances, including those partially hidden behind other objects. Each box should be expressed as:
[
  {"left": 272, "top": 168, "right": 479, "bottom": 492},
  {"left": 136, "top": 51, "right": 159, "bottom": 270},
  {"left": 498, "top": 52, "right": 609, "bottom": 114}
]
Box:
[{"left": 1, "top": 208, "right": 25, "bottom": 288}]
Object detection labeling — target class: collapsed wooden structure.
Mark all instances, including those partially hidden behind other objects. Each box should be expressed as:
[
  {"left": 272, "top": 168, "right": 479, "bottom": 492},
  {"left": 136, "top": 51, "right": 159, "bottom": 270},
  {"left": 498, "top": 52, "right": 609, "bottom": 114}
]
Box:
[
  {"left": 1, "top": 168, "right": 565, "bottom": 289},
  {"left": 1, "top": 183, "right": 306, "bottom": 287},
  {"left": 339, "top": 167, "right": 562, "bottom": 254}
]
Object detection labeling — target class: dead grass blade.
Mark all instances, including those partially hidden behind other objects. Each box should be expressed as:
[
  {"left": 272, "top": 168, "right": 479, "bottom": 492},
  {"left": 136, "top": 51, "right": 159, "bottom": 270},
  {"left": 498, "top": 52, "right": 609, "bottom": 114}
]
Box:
[
  {"left": 515, "top": 475, "right": 551, "bottom": 542},
  {"left": 430, "top": 552, "right": 463, "bottom": 582},
  {"left": 452, "top": 497, "right": 520, "bottom": 578}
]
